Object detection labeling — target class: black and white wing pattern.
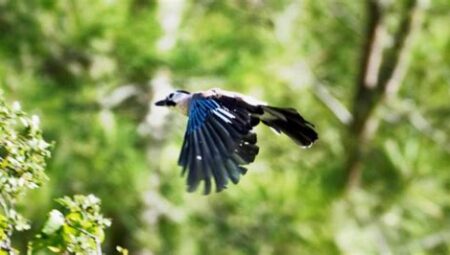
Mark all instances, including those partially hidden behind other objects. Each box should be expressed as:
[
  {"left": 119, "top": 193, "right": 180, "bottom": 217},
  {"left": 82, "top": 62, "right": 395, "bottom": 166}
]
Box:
[{"left": 178, "top": 93, "right": 260, "bottom": 194}]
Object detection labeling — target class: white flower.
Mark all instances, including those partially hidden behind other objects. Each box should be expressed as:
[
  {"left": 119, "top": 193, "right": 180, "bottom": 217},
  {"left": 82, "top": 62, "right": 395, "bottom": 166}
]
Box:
[
  {"left": 31, "top": 115, "right": 41, "bottom": 128},
  {"left": 12, "top": 101, "right": 21, "bottom": 112}
]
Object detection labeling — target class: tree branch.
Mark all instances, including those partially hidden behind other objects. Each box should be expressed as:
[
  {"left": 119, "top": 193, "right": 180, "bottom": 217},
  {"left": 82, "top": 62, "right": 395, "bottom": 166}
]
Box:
[
  {"left": 382, "top": 0, "right": 424, "bottom": 97},
  {"left": 313, "top": 82, "right": 353, "bottom": 125},
  {"left": 345, "top": 0, "right": 424, "bottom": 190},
  {"left": 351, "top": 0, "right": 385, "bottom": 135}
]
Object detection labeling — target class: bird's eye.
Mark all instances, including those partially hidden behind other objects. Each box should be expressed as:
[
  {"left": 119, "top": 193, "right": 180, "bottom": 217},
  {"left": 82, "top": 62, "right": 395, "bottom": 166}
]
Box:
[{"left": 168, "top": 93, "right": 174, "bottom": 99}]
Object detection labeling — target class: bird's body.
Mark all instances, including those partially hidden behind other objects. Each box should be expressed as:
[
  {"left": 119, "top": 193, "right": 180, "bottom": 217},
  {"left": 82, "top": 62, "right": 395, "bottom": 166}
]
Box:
[{"left": 155, "top": 88, "right": 318, "bottom": 194}]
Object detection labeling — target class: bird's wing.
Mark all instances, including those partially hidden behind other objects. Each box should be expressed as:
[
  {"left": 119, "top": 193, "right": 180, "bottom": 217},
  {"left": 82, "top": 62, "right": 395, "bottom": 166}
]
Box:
[
  {"left": 205, "top": 89, "right": 318, "bottom": 147},
  {"left": 178, "top": 93, "right": 259, "bottom": 194}
]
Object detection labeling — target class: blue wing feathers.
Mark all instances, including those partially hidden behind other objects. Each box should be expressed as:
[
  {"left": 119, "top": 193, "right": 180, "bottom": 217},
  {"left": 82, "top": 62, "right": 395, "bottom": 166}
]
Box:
[
  {"left": 204, "top": 122, "right": 226, "bottom": 155},
  {"left": 209, "top": 117, "right": 235, "bottom": 151},
  {"left": 202, "top": 122, "right": 228, "bottom": 191},
  {"left": 186, "top": 134, "right": 199, "bottom": 191},
  {"left": 179, "top": 95, "right": 259, "bottom": 194},
  {"left": 197, "top": 129, "right": 213, "bottom": 193}
]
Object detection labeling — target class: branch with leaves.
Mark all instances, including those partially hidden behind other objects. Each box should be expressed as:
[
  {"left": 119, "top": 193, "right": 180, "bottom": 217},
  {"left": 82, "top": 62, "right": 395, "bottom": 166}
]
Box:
[
  {"left": 0, "top": 93, "right": 126, "bottom": 254},
  {"left": 30, "top": 195, "right": 112, "bottom": 255},
  {"left": 0, "top": 95, "right": 50, "bottom": 254}
]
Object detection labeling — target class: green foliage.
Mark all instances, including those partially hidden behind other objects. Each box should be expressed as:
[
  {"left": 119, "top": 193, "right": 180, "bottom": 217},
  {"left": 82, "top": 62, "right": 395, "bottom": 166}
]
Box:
[
  {"left": 0, "top": 94, "right": 50, "bottom": 253},
  {"left": 0, "top": 96, "right": 113, "bottom": 254},
  {"left": 0, "top": 97, "right": 50, "bottom": 198},
  {"left": 31, "top": 195, "right": 111, "bottom": 254}
]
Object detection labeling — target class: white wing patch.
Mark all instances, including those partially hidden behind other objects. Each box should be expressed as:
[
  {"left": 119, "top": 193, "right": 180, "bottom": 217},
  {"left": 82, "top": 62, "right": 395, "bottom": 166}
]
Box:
[
  {"left": 212, "top": 108, "right": 234, "bottom": 123},
  {"left": 217, "top": 108, "right": 235, "bottom": 119}
]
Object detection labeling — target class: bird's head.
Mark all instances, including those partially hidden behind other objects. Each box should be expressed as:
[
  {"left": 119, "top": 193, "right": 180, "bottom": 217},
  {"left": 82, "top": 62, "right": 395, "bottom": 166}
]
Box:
[{"left": 155, "top": 90, "right": 191, "bottom": 107}]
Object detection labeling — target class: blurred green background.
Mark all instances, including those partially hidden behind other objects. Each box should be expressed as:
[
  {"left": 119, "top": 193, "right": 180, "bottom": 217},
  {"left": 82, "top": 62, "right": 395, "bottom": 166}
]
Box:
[{"left": 1, "top": 0, "right": 449, "bottom": 254}]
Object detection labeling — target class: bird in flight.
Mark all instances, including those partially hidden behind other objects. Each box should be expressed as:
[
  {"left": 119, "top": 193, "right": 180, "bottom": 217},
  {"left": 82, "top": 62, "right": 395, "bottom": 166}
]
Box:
[{"left": 155, "top": 88, "right": 318, "bottom": 194}]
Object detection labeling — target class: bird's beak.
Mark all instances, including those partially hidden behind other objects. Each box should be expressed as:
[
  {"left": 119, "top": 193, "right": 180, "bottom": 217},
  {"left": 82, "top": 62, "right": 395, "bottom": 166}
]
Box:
[{"left": 155, "top": 99, "right": 168, "bottom": 106}]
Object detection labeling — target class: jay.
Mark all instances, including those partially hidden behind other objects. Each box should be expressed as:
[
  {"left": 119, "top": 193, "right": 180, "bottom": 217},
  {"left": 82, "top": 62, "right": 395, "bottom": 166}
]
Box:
[{"left": 155, "top": 88, "right": 318, "bottom": 194}]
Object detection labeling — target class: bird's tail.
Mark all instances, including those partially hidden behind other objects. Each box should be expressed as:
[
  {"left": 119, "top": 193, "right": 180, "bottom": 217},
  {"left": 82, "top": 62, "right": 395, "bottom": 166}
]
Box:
[{"left": 260, "top": 106, "right": 318, "bottom": 147}]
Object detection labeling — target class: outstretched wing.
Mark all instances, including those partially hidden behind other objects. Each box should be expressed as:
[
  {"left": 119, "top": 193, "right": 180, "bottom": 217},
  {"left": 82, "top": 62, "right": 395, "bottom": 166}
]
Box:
[{"left": 178, "top": 93, "right": 259, "bottom": 194}]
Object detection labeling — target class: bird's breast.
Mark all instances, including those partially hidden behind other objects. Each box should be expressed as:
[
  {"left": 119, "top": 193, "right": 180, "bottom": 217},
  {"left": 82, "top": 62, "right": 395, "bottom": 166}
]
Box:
[{"left": 175, "top": 98, "right": 190, "bottom": 116}]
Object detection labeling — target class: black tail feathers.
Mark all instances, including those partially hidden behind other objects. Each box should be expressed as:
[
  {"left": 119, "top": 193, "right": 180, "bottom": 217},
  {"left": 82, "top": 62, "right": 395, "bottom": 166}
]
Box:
[{"left": 260, "top": 106, "right": 318, "bottom": 147}]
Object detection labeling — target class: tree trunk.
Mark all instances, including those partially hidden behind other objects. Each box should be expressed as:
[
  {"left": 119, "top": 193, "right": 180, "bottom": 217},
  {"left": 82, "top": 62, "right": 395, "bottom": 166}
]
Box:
[{"left": 345, "top": 0, "right": 425, "bottom": 190}]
